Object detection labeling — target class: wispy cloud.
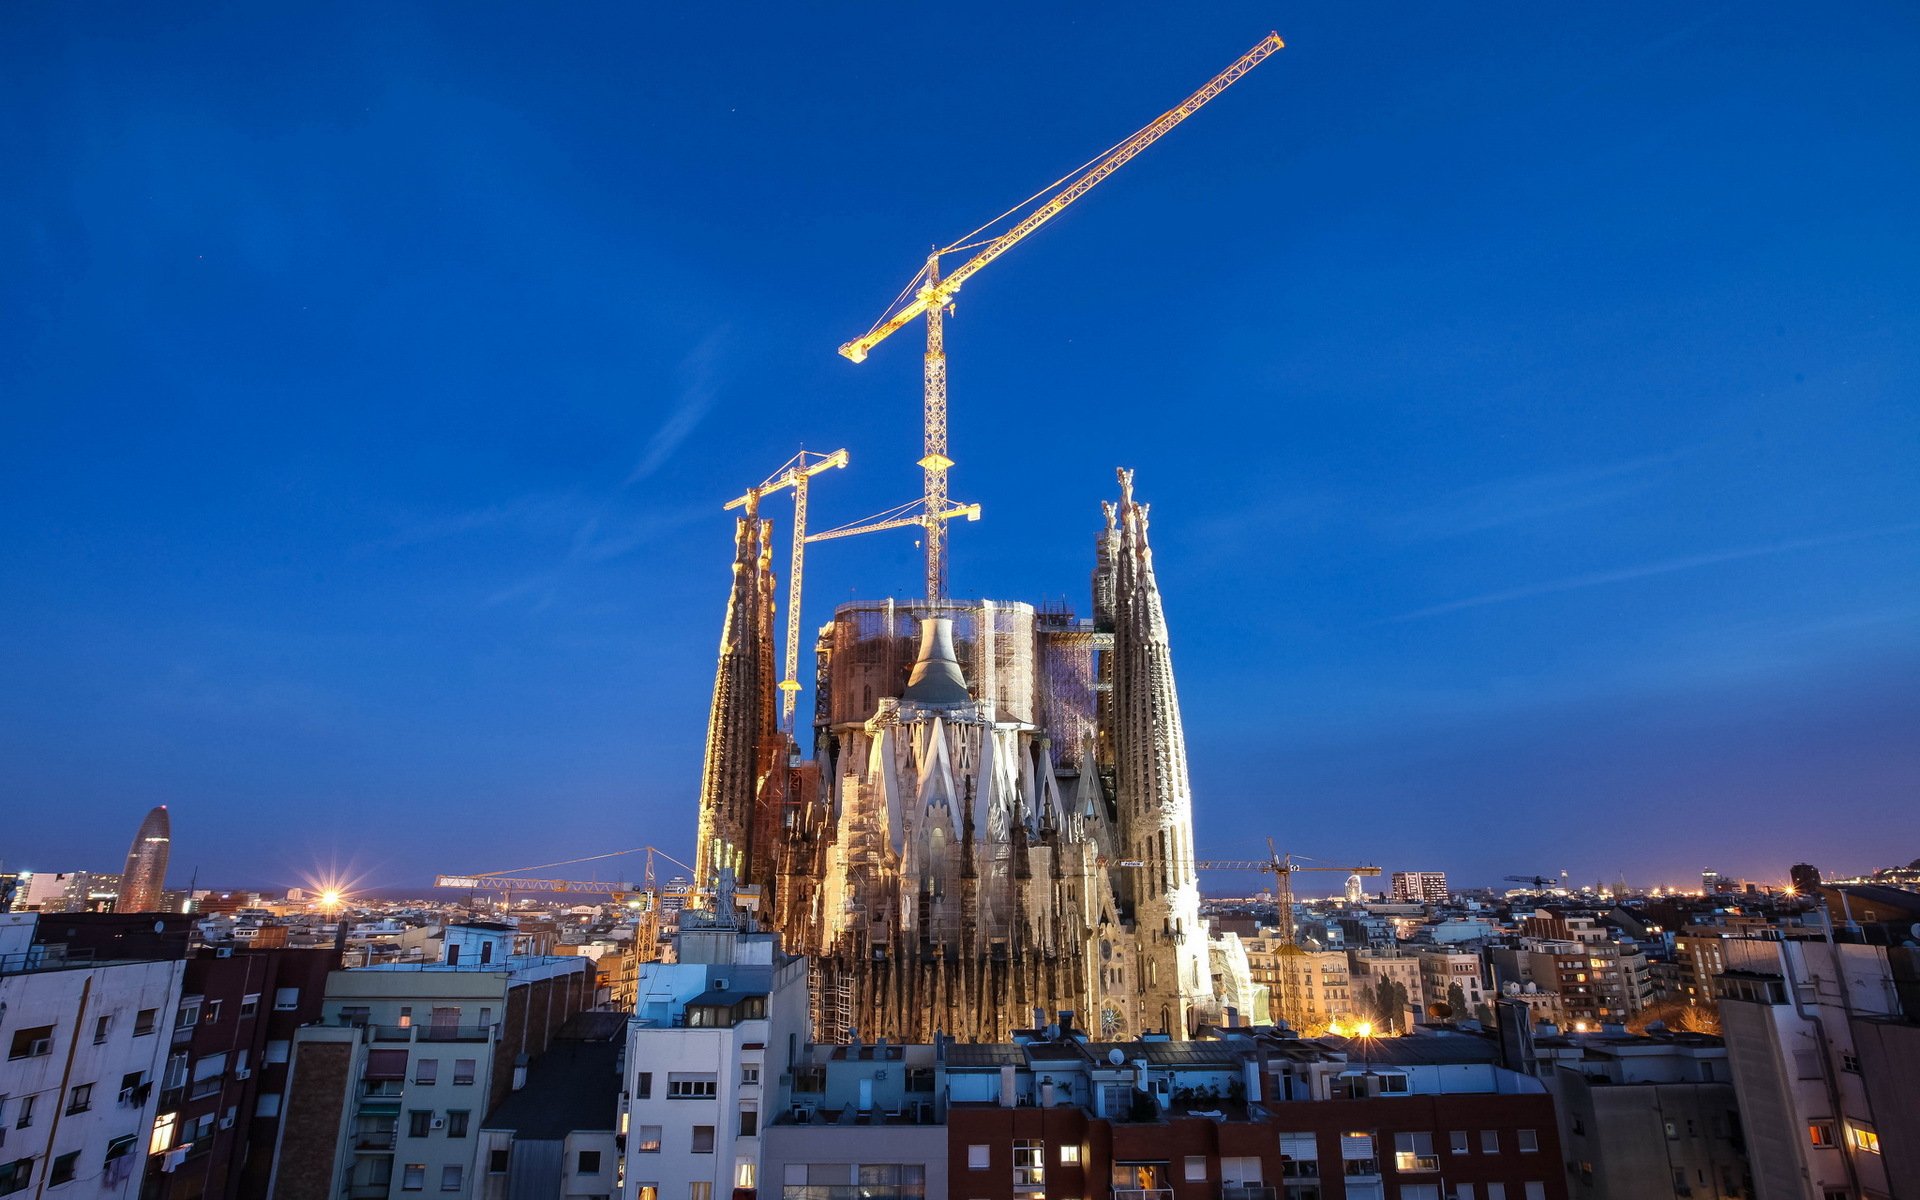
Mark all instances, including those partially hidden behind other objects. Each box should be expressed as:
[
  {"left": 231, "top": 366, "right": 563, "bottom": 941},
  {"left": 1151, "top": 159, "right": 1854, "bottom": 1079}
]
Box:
[
  {"left": 1392, "top": 522, "right": 1920, "bottom": 621},
  {"left": 1398, "top": 451, "right": 1688, "bottom": 540},
  {"left": 627, "top": 327, "right": 729, "bottom": 485}
]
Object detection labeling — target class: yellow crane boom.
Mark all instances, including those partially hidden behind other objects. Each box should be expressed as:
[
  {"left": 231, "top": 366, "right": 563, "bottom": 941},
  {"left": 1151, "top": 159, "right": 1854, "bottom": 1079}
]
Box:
[
  {"left": 726, "top": 449, "right": 848, "bottom": 728},
  {"left": 835, "top": 33, "right": 1282, "bottom": 603}
]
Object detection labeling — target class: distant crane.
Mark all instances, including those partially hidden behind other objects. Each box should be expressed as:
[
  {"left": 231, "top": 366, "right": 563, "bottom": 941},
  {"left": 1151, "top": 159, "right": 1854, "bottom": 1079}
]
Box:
[
  {"left": 837, "top": 33, "right": 1285, "bottom": 602},
  {"left": 725, "top": 449, "right": 848, "bottom": 729},
  {"left": 1503, "top": 872, "right": 1570, "bottom": 891},
  {"left": 434, "top": 845, "right": 698, "bottom": 960},
  {"left": 1115, "top": 839, "right": 1380, "bottom": 1030}
]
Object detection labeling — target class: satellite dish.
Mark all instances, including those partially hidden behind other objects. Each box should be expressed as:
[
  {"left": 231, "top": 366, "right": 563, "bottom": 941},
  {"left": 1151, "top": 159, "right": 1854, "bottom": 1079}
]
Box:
[{"left": 1108, "top": 1048, "right": 1126, "bottom": 1065}]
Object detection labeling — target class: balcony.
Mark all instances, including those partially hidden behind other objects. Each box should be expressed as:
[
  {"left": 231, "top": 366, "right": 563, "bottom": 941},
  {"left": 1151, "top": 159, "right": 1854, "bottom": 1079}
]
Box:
[
  {"left": 417, "top": 1024, "right": 491, "bottom": 1043},
  {"left": 354, "top": 1131, "right": 397, "bottom": 1151},
  {"left": 1221, "top": 1186, "right": 1276, "bottom": 1200},
  {"left": 347, "top": 1184, "right": 391, "bottom": 1199},
  {"left": 1114, "top": 1190, "right": 1174, "bottom": 1200}
]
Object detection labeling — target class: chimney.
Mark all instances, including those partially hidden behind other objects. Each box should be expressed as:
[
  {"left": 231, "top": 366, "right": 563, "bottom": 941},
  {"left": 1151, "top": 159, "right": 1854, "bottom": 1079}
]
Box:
[{"left": 999, "top": 1064, "right": 1016, "bottom": 1108}]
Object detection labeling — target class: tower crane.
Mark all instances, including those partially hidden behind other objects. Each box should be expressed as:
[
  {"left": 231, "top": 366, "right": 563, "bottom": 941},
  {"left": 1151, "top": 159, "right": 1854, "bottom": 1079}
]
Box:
[
  {"left": 1503, "top": 872, "right": 1570, "bottom": 891},
  {"left": 725, "top": 448, "right": 848, "bottom": 729},
  {"left": 434, "top": 845, "right": 699, "bottom": 961},
  {"left": 837, "top": 33, "right": 1284, "bottom": 603}
]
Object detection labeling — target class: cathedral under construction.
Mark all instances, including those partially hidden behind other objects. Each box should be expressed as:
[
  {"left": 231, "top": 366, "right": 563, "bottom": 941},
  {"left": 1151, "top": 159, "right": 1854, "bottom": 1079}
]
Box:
[{"left": 693, "top": 469, "right": 1219, "bottom": 1044}]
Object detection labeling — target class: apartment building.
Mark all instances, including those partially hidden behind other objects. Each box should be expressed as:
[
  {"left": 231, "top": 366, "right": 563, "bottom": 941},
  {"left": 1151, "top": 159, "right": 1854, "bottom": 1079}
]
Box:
[
  {"left": 1716, "top": 939, "right": 1912, "bottom": 1200},
  {"left": 0, "top": 912, "right": 186, "bottom": 1197},
  {"left": 1417, "top": 953, "right": 1490, "bottom": 1022},
  {"left": 476, "top": 1012, "right": 626, "bottom": 1200},
  {"left": 618, "top": 904, "right": 809, "bottom": 1200},
  {"left": 1536, "top": 1030, "right": 1749, "bottom": 1200},
  {"left": 267, "top": 923, "right": 595, "bottom": 1200},
  {"left": 1391, "top": 873, "right": 1449, "bottom": 905},
  {"left": 1240, "top": 940, "right": 1353, "bottom": 1029}
]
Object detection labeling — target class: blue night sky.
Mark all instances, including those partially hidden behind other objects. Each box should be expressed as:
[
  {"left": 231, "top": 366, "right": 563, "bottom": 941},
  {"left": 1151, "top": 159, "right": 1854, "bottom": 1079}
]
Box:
[{"left": 3, "top": 4, "right": 1916, "bottom": 895}]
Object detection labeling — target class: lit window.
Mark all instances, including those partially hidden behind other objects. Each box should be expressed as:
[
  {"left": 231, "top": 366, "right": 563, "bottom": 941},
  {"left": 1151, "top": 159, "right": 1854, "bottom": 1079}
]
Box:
[
  {"left": 1014, "top": 1141, "right": 1046, "bottom": 1192},
  {"left": 1394, "top": 1132, "right": 1437, "bottom": 1172},
  {"left": 1848, "top": 1122, "right": 1881, "bottom": 1155},
  {"left": 637, "top": 1125, "right": 662, "bottom": 1153},
  {"left": 1808, "top": 1121, "right": 1836, "bottom": 1147},
  {"left": 735, "top": 1160, "right": 756, "bottom": 1189},
  {"left": 1060, "top": 1145, "right": 1082, "bottom": 1166},
  {"left": 150, "top": 1112, "right": 178, "bottom": 1155}
]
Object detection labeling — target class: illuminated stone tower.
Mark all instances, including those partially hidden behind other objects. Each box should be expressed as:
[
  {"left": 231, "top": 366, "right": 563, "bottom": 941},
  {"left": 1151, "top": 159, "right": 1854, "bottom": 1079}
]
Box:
[
  {"left": 694, "top": 503, "right": 779, "bottom": 892},
  {"left": 1103, "top": 469, "right": 1214, "bottom": 1035},
  {"left": 117, "top": 804, "right": 171, "bottom": 913}
]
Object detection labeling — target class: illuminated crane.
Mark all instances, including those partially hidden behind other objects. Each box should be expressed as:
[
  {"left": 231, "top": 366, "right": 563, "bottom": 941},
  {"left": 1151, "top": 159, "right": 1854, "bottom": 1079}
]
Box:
[
  {"left": 838, "top": 33, "right": 1284, "bottom": 602},
  {"left": 725, "top": 449, "right": 848, "bottom": 728},
  {"left": 434, "top": 845, "right": 700, "bottom": 961}
]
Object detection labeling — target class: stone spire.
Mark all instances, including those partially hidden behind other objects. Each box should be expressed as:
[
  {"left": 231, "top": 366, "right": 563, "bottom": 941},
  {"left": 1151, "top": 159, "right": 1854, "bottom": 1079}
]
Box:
[
  {"left": 695, "top": 504, "right": 778, "bottom": 891},
  {"left": 1109, "top": 468, "right": 1213, "bottom": 1032}
]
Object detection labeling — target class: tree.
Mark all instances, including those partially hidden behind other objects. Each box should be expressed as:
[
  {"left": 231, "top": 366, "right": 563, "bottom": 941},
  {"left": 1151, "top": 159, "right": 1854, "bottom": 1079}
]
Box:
[{"left": 1446, "top": 983, "right": 1469, "bottom": 1022}]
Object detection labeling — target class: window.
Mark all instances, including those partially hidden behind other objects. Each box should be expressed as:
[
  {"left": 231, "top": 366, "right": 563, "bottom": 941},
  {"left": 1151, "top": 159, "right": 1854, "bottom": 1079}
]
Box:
[
  {"left": 13, "top": 1095, "right": 34, "bottom": 1130},
  {"left": 93, "top": 1015, "right": 112, "bottom": 1044},
  {"left": 636, "top": 1072, "right": 653, "bottom": 1099},
  {"left": 1398, "top": 1187, "right": 1441, "bottom": 1200},
  {"left": 1480, "top": 1130, "right": 1500, "bottom": 1154},
  {"left": 1279, "top": 1132, "right": 1318, "bottom": 1178},
  {"left": 203, "top": 1000, "right": 223, "bottom": 1024},
  {"left": 398, "top": 1007, "right": 413, "bottom": 1029},
  {"left": 440, "top": 1165, "right": 462, "bottom": 1192},
  {"left": 1449, "top": 1130, "right": 1470, "bottom": 1154},
  {"left": 738, "top": 1107, "right": 757, "bottom": 1137},
  {"left": 50, "top": 1152, "right": 79, "bottom": 1186},
  {"left": 446, "top": 1110, "right": 469, "bottom": 1138},
  {"left": 1183, "top": 1156, "right": 1207, "bottom": 1183},
  {"left": 741, "top": 1064, "right": 760, "bottom": 1086},
  {"left": 241, "top": 994, "right": 260, "bottom": 1018},
  {"left": 134, "top": 1009, "right": 158, "bottom": 1036},
  {"left": 0, "top": 1158, "right": 32, "bottom": 1195},
  {"left": 668, "top": 1073, "right": 718, "bottom": 1099},
  {"left": 8, "top": 1026, "right": 53, "bottom": 1060},
  {"left": 1517, "top": 1129, "right": 1539, "bottom": 1153},
  {"left": 579, "top": 1150, "right": 602, "bottom": 1175},
  {"left": 1847, "top": 1122, "right": 1881, "bottom": 1155},
  {"left": 488, "top": 1150, "right": 510, "bottom": 1174},
  {"left": 1060, "top": 1145, "right": 1082, "bottom": 1166},
  {"left": 264, "top": 1040, "right": 290, "bottom": 1065},
  {"left": 969, "top": 1145, "right": 990, "bottom": 1170},
  {"left": 1842, "top": 1052, "right": 1861, "bottom": 1073},
  {"left": 637, "top": 1187, "right": 658, "bottom": 1200},
  {"left": 1809, "top": 1121, "right": 1836, "bottom": 1147},
  {"left": 734, "top": 1159, "right": 755, "bottom": 1189},
  {"left": 402, "top": 1164, "right": 425, "bottom": 1191},
  {"left": 1454, "top": 1186, "right": 1475, "bottom": 1200},
  {"left": 415, "top": 1059, "right": 439, "bottom": 1085},
  {"left": 273, "top": 987, "right": 300, "bottom": 1011},
  {"left": 691, "top": 1126, "right": 715, "bottom": 1154},
  {"left": 636, "top": 1126, "right": 662, "bottom": 1153},
  {"left": 1014, "top": 1141, "right": 1047, "bottom": 1191},
  {"left": 452, "top": 1059, "right": 476, "bottom": 1085},
  {"left": 257, "top": 1093, "right": 282, "bottom": 1118},
  {"left": 66, "top": 1083, "right": 94, "bottom": 1115},
  {"left": 176, "top": 1001, "right": 201, "bottom": 1029},
  {"left": 150, "top": 1111, "right": 176, "bottom": 1154},
  {"left": 408, "top": 1110, "right": 433, "bottom": 1138},
  {"left": 1395, "top": 1132, "right": 1438, "bottom": 1172},
  {"left": 689, "top": 1183, "right": 712, "bottom": 1200},
  {"left": 1486, "top": 1187, "right": 1506, "bottom": 1200},
  {"left": 1524, "top": 1185, "right": 1546, "bottom": 1200}
]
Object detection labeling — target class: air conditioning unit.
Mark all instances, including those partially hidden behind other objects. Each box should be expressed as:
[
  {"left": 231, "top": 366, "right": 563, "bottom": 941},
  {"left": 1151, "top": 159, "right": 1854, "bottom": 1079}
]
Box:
[
  {"left": 234, "top": 1068, "right": 251, "bottom": 1080},
  {"left": 430, "top": 1118, "right": 446, "bottom": 1130},
  {"left": 714, "top": 978, "right": 729, "bottom": 990},
  {"left": 26, "top": 1038, "right": 51, "bottom": 1058},
  {"left": 216, "top": 947, "right": 234, "bottom": 958},
  {"left": 218, "top": 1115, "right": 235, "bottom": 1130}
]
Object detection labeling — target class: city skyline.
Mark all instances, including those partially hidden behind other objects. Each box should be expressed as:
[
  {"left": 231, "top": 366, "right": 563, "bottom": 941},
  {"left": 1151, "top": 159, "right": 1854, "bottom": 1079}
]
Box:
[{"left": 4, "top": 3, "right": 1917, "bottom": 889}]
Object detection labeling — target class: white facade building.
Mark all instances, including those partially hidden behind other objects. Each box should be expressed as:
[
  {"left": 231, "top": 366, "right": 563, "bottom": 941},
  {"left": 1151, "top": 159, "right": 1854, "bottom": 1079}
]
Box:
[
  {"left": 0, "top": 912, "right": 185, "bottom": 1196},
  {"left": 620, "top": 911, "right": 808, "bottom": 1200}
]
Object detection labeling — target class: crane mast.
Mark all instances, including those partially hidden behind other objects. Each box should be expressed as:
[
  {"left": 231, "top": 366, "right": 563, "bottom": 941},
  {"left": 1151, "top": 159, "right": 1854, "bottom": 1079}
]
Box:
[{"left": 838, "top": 32, "right": 1284, "bottom": 602}]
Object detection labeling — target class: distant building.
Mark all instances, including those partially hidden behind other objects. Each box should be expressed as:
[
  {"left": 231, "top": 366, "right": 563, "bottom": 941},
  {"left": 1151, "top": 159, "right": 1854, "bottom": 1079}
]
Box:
[
  {"left": 1788, "top": 864, "right": 1821, "bottom": 894},
  {"left": 1417, "top": 950, "right": 1492, "bottom": 1020},
  {"left": 266, "top": 922, "right": 596, "bottom": 1200},
  {"left": 1391, "top": 872, "right": 1449, "bottom": 904},
  {"left": 0, "top": 911, "right": 188, "bottom": 1197},
  {"left": 119, "top": 806, "right": 173, "bottom": 914}
]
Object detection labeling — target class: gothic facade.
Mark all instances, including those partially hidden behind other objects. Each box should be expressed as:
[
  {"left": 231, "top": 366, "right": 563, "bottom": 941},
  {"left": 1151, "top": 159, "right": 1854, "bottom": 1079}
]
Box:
[{"left": 693, "top": 471, "right": 1214, "bottom": 1042}]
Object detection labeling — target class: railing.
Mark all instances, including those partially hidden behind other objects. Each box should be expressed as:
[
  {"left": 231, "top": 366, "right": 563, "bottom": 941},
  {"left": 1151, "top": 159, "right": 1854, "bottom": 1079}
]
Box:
[
  {"left": 354, "top": 1131, "right": 397, "bottom": 1151},
  {"left": 189, "top": 1078, "right": 224, "bottom": 1101},
  {"left": 1113, "top": 1190, "right": 1174, "bottom": 1200},
  {"left": 360, "top": 1081, "right": 405, "bottom": 1099},
  {"left": 417, "top": 1024, "right": 492, "bottom": 1042},
  {"left": 1221, "top": 1186, "right": 1276, "bottom": 1200}
]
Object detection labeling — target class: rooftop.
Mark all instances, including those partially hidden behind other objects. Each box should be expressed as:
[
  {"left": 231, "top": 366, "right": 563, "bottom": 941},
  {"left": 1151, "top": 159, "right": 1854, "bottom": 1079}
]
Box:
[{"left": 482, "top": 1039, "right": 622, "bottom": 1139}]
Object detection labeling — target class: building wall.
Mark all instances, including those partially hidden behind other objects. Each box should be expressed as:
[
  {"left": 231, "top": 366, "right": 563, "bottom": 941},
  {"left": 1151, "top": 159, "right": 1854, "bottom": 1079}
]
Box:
[
  {"left": 268, "top": 1034, "right": 357, "bottom": 1200},
  {"left": 1848, "top": 1016, "right": 1920, "bottom": 1200},
  {"left": 760, "top": 1124, "right": 947, "bottom": 1200},
  {"left": 1552, "top": 1073, "right": 1747, "bottom": 1200},
  {"left": 0, "top": 953, "right": 184, "bottom": 1199}
]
